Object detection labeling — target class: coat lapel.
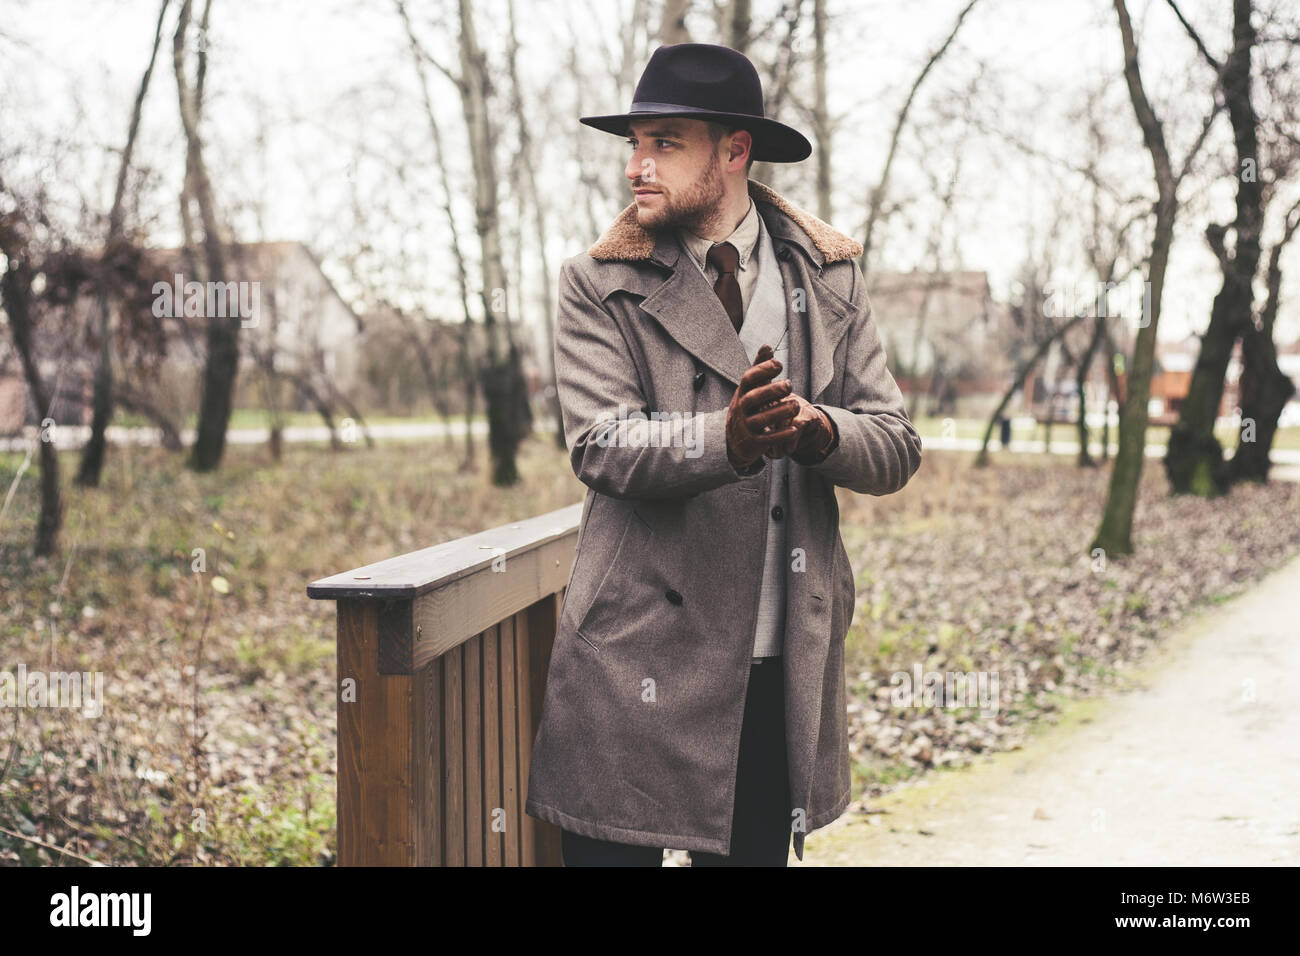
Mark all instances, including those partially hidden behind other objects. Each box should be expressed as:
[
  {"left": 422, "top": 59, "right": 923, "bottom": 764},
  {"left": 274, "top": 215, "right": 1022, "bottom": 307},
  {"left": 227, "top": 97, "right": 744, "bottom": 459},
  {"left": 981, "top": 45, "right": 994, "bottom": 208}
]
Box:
[{"left": 638, "top": 232, "right": 754, "bottom": 389}]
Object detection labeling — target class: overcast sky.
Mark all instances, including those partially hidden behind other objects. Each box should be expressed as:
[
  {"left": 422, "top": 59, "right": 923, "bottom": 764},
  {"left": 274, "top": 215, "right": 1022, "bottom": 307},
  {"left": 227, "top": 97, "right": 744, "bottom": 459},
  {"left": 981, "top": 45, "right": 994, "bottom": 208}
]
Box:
[{"left": 3, "top": 0, "right": 1297, "bottom": 347}]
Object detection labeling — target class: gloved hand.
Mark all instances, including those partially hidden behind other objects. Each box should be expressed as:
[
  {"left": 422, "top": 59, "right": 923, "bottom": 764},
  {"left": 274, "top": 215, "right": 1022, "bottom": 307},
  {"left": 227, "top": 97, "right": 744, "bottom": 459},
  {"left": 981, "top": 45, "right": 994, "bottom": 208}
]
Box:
[
  {"left": 762, "top": 392, "right": 836, "bottom": 461},
  {"left": 725, "top": 344, "right": 800, "bottom": 470}
]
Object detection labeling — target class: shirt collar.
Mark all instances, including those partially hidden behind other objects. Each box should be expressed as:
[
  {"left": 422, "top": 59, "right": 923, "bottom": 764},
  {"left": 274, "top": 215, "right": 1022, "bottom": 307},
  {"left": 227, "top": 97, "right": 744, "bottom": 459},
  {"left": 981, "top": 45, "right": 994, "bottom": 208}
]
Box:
[{"left": 677, "top": 196, "right": 760, "bottom": 272}]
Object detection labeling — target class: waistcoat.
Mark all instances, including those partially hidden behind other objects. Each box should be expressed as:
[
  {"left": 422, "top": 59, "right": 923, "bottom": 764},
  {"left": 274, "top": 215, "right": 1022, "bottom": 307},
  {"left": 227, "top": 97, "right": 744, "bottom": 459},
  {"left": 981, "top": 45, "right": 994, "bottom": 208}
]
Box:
[{"left": 734, "top": 214, "right": 789, "bottom": 658}]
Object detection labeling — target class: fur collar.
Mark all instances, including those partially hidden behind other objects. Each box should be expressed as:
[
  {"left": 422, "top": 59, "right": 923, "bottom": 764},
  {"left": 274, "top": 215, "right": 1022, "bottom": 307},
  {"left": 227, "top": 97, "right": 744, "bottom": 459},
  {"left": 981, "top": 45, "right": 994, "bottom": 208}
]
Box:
[{"left": 587, "top": 179, "right": 863, "bottom": 265}]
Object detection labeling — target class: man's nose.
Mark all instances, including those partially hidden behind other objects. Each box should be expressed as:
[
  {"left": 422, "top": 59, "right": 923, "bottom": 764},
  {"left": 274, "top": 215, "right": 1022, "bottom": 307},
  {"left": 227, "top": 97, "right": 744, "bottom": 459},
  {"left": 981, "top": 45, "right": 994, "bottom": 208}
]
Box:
[{"left": 625, "top": 149, "right": 643, "bottom": 184}]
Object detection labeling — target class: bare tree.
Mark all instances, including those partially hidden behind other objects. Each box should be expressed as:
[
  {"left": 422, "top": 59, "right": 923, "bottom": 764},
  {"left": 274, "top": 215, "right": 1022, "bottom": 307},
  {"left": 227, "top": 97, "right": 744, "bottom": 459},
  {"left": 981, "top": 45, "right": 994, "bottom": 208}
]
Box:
[
  {"left": 505, "top": 0, "right": 563, "bottom": 448},
  {"left": 0, "top": 204, "right": 91, "bottom": 556},
  {"left": 1231, "top": 194, "right": 1300, "bottom": 482},
  {"left": 745, "top": 0, "right": 804, "bottom": 191},
  {"left": 857, "top": 0, "right": 981, "bottom": 280},
  {"left": 1073, "top": 92, "right": 1146, "bottom": 468},
  {"left": 1162, "top": 0, "right": 1266, "bottom": 495},
  {"left": 77, "top": 0, "right": 171, "bottom": 487},
  {"left": 1225, "top": 3, "right": 1300, "bottom": 484},
  {"left": 810, "top": 0, "right": 830, "bottom": 220},
  {"left": 395, "top": 0, "right": 487, "bottom": 472},
  {"left": 452, "top": 0, "right": 530, "bottom": 484},
  {"left": 174, "top": 0, "right": 237, "bottom": 472},
  {"left": 1092, "top": 0, "right": 1222, "bottom": 556}
]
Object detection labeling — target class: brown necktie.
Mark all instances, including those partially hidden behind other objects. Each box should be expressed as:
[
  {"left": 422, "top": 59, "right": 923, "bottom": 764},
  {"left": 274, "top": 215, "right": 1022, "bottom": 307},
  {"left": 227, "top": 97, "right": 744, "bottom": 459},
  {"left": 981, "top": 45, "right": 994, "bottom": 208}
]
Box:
[{"left": 706, "top": 241, "right": 743, "bottom": 333}]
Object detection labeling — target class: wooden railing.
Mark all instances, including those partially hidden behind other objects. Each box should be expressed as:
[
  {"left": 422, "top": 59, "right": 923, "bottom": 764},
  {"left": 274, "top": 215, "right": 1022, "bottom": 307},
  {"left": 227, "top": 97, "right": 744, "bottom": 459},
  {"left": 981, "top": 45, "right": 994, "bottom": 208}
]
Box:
[{"left": 307, "top": 502, "right": 583, "bottom": 866}]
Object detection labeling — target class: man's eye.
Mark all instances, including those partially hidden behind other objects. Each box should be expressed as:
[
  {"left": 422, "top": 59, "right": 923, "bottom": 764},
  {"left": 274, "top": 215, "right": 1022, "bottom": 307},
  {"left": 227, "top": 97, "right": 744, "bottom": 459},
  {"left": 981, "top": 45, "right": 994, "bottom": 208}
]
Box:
[{"left": 657, "top": 140, "right": 673, "bottom": 148}]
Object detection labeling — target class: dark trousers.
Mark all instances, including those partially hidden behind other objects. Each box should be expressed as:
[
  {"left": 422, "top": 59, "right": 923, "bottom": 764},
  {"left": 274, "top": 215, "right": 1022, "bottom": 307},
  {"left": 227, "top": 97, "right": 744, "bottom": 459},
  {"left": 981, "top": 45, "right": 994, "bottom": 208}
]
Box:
[{"left": 560, "top": 656, "right": 791, "bottom": 867}]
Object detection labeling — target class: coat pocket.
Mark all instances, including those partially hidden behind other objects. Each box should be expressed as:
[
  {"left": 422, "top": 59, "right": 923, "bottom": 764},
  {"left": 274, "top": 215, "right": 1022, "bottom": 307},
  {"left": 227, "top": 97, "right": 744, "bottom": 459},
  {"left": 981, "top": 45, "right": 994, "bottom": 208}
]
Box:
[{"left": 575, "top": 505, "right": 655, "bottom": 648}]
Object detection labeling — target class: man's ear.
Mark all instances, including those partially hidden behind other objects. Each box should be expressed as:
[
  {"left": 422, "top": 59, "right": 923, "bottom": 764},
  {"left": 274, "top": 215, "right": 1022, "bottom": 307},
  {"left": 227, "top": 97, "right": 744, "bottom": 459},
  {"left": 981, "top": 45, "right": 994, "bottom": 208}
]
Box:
[{"left": 729, "top": 129, "right": 753, "bottom": 172}]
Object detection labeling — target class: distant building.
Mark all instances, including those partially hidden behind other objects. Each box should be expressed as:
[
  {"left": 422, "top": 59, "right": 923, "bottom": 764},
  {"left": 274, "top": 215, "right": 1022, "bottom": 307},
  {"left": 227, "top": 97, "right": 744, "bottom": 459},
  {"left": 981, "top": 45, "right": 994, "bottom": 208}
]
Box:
[{"left": 868, "top": 269, "right": 1017, "bottom": 417}]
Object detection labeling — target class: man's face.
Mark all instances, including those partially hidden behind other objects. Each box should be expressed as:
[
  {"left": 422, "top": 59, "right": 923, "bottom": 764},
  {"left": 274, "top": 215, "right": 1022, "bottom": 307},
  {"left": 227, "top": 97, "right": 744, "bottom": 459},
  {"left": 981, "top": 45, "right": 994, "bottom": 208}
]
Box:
[{"left": 624, "top": 118, "right": 745, "bottom": 233}]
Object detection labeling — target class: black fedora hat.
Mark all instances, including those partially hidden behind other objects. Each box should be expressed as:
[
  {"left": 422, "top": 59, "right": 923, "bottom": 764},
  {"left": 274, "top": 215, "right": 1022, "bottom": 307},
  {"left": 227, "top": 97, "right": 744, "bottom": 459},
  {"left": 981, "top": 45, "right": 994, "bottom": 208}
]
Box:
[{"left": 580, "top": 43, "right": 812, "bottom": 164}]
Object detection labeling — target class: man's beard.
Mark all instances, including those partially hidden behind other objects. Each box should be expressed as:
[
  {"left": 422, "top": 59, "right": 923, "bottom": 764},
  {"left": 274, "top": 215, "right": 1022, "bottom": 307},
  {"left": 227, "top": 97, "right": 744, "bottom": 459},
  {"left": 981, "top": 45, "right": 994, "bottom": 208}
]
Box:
[{"left": 636, "top": 151, "right": 726, "bottom": 234}]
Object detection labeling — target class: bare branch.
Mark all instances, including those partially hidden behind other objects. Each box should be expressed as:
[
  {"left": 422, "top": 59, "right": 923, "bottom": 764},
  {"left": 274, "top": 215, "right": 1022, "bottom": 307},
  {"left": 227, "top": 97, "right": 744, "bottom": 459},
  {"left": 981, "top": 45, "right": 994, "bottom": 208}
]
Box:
[
  {"left": 1163, "top": 0, "right": 1222, "bottom": 71},
  {"left": 859, "top": 0, "right": 982, "bottom": 274}
]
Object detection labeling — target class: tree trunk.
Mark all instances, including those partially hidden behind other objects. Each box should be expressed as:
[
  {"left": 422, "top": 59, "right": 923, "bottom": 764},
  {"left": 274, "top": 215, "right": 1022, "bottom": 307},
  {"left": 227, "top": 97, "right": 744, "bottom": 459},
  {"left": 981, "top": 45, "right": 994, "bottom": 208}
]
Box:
[
  {"left": 505, "top": 0, "right": 563, "bottom": 449},
  {"left": 457, "top": 0, "right": 524, "bottom": 485},
  {"left": 811, "top": 0, "right": 831, "bottom": 222},
  {"left": 1100, "top": 324, "right": 1126, "bottom": 463},
  {"left": 1093, "top": 0, "right": 1192, "bottom": 557},
  {"left": 0, "top": 260, "right": 61, "bottom": 556},
  {"left": 175, "top": 0, "right": 237, "bottom": 473},
  {"left": 77, "top": 0, "right": 171, "bottom": 487},
  {"left": 1164, "top": 0, "right": 1261, "bottom": 497},
  {"left": 1229, "top": 198, "right": 1300, "bottom": 483},
  {"left": 1074, "top": 313, "right": 1105, "bottom": 467}
]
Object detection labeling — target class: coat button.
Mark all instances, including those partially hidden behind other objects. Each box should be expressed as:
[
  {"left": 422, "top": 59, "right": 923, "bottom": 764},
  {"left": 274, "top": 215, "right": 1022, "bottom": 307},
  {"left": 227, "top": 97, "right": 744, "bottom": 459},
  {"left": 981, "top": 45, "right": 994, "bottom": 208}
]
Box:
[
  {"left": 693, "top": 370, "right": 705, "bottom": 391},
  {"left": 665, "top": 589, "right": 683, "bottom": 605},
  {"left": 771, "top": 505, "right": 784, "bottom": 521}
]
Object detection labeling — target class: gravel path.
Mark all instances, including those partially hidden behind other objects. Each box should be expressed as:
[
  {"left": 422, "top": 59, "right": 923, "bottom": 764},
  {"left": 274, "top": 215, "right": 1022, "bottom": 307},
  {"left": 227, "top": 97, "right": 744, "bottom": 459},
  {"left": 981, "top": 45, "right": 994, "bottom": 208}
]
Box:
[{"left": 794, "top": 551, "right": 1300, "bottom": 866}]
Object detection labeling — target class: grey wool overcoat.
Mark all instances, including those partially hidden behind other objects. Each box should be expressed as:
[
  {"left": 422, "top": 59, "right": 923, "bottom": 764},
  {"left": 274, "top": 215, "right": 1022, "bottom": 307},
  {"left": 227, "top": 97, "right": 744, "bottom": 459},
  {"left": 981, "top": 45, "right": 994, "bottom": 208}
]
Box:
[{"left": 524, "top": 178, "right": 923, "bottom": 861}]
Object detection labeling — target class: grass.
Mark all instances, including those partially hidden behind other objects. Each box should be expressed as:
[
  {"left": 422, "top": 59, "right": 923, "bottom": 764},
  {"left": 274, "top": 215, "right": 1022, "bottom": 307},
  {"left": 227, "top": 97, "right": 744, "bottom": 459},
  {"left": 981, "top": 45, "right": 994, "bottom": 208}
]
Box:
[
  {"left": 0, "top": 433, "right": 586, "bottom": 865},
  {"left": 1, "top": 433, "right": 1296, "bottom": 864}
]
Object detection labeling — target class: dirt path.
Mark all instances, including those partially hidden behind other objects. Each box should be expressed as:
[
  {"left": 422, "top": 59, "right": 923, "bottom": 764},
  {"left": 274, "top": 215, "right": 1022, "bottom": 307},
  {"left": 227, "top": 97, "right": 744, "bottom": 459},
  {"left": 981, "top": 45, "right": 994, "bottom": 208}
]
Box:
[{"left": 793, "top": 552, "right": 1300, "bottom": 866}]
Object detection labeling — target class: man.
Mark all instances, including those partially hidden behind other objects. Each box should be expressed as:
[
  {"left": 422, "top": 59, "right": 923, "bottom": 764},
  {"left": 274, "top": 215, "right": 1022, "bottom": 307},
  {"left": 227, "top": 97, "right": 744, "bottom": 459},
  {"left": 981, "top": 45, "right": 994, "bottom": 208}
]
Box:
[{"left": 524, "top": 42, "right": 922, "bottom": 866}]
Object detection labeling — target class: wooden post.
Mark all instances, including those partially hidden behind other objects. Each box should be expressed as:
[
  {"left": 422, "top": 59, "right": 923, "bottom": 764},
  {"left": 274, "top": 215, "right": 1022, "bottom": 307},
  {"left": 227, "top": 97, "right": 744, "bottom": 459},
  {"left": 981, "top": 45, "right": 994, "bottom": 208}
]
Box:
[{"left": 309, "top": 503, "right": 582, "bottom": 866}]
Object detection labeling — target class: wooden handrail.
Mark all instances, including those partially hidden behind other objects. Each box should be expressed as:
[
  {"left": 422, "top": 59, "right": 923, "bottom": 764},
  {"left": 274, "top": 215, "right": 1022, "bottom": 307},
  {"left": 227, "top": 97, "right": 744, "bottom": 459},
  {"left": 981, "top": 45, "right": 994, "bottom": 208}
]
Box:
[{"left": 307, "top": 501, "right": 583, "bottom": 866}]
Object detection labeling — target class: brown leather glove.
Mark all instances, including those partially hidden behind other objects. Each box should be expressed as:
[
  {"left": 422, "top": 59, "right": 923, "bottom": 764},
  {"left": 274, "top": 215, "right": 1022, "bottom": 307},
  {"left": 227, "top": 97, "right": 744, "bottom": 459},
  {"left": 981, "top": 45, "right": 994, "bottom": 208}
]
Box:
[
  {"left": 725, "top": 344, "right": 800, "bottom": 470},
  {"left": 761, "top": 393, "right": 836, "bottom": 461}
]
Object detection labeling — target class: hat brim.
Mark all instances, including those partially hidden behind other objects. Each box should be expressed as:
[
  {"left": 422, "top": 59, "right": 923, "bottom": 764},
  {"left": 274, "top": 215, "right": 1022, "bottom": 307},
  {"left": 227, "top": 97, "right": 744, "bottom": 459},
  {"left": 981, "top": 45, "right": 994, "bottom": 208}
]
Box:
[{"left": 579, "top": 108, "right": 812, "bottom": 164}]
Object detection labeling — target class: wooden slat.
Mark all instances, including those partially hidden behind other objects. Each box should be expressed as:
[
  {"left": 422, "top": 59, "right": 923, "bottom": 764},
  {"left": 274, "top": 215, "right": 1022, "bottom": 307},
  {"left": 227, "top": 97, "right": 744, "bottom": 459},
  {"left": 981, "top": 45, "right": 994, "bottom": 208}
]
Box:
[
  {"left": 337, "top": 599, "right": 413, "bottom": 865},
  {"left": 515, "top": 606, "right": 536, "bottom": 867},
  {"left": 482, "top": 624, "right": 503, "bottom": 867},
  {"left": 499, "top": 614, "right": 521, "bottom": 867},
  {"left": 413, "top": 657, "right": 443, "bottom": 866},
  {"left": 442, "top": 643, "right": 465, "bottom": 866},
  {"left": 464, "top": 634, "right": 483, "bottom": 866},
  {"left": 524, "top": 594, "right": 564, "bottom": 866}
]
